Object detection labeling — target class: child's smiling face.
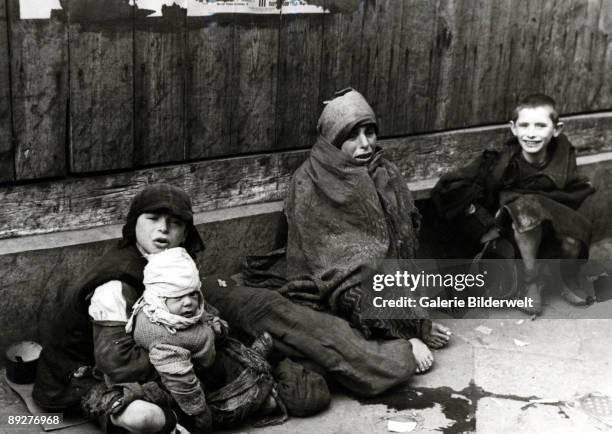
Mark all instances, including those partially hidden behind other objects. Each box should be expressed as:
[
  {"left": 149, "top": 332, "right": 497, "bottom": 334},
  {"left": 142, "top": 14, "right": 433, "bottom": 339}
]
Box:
[{"left": 510, "top": 106, "right": 563, "bottom": 161}]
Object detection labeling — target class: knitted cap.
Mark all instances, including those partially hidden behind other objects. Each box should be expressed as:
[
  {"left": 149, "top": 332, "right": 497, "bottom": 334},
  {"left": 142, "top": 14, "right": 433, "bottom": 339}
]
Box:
[
  {"left": 317, "top": 88, "right": 377, "bottom": 148},
  {"left": 121, "top": 183, "right": 205, "bottom": 256},
  {"left": 143, "top": 247, "right": 202, "bottom": 298},
  {"left": 128, "top": 183, "right": 194, "bottom": 223}
]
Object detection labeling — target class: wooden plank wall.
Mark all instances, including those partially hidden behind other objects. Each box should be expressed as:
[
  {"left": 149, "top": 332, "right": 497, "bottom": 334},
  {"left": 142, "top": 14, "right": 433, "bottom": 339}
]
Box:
[
  {"left": 0, "top": 0, "right": 13, "bottom": 182},
  {"left": 0, "top": 0, "right": 609, "bottom": 180}
]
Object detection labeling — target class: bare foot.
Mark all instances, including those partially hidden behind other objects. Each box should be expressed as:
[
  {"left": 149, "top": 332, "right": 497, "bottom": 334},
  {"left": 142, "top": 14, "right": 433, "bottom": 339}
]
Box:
[
  {"left": 409, "top": 338, "right": 434, "bottom": 373},
  {"left": 423, "top": 322, "right": 452, "bottom": 349}
]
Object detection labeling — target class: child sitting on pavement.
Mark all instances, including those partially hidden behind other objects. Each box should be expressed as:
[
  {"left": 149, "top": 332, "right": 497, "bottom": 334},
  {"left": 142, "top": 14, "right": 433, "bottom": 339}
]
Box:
[
  {"left": 126, "top": 246, "right": 228, "bottom": 433},
  {"left": 432, "top": 94, "right": 595, "bottom": 315}
]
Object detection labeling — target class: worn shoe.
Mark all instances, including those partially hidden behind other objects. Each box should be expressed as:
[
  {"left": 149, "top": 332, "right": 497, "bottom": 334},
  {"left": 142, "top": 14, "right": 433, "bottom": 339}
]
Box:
[
  {"left": 251, "top": 331, "right": 274, "bottom": 358},
  {"left": 81, "top": 383, "right": 124, "bottom": 417}
]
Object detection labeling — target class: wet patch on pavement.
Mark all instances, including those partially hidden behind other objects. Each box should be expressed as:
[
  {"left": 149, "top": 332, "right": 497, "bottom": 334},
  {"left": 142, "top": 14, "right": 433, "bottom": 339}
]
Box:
[{"left": 359, "top": 380, "right": 543, "bottom": 433}]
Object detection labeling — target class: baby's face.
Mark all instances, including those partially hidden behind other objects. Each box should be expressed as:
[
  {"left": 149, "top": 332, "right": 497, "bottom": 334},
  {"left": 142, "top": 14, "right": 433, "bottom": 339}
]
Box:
[
  {"left": 165, "top": 291, "right": 200, "bottom": 317},
  {"left": 510, "top": 106, "right": 561, "bottom": 158}
]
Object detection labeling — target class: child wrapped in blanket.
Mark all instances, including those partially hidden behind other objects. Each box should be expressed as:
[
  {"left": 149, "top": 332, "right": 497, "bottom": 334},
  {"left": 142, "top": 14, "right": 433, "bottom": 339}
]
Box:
[{"left": 126, "top": 246, "right": 228, "bottom": 433}]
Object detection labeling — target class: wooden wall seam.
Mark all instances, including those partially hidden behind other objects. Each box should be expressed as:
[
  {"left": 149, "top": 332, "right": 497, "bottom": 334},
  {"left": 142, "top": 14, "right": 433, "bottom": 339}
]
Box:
[{"left": 0, "top": 0, "right": 14, "bottom": 182}]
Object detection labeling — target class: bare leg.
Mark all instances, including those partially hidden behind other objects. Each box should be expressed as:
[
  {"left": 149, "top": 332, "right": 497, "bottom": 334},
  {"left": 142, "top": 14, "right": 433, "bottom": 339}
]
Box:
[
  {"left": 110, "top": 400, "right": 167, "bottom": 434},
  {"left": 513, "top": 224, "right": 544, "bottom": 314},
  {"left": 409, "top": 338, "right": 434, "bottom": 374},
  {"left": 513, "top": 224, "right": 542, "bottom": 273},
  {"left": 559, "top": 236, "right": 590, "bottom": 305}
]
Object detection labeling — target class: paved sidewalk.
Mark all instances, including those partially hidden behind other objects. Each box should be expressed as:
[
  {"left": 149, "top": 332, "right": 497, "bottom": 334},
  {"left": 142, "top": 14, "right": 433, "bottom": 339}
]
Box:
[{"left": 2, "top": 289, "right": 611, "bottom": 434}]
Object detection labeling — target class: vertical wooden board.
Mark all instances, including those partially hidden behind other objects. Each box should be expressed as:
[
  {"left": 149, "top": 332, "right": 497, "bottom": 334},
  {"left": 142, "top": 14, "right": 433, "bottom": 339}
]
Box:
[
  {"left": 276, "top": 12, "right": 323, "bottom": 149},
  {"left": 446, "top": 0, "right": 479, "bottom": 128},
  {"left": 394, "top": 0, "right": 437, "bottom": 133},
  {"left": 496, "top": 0, "right": 528, "bottom": 115},
  {"left": 504, "top": 0, "right": 541, "bottom": 108},
  {"left": 68, "top": 13, "right": 134, "bottom": 173},
  {"left": 531, "top": 0, "right": 556, "bottom": 100},
  {"left": 485, "top": 0, "right": 513, "bottom": 121},
  {"left": 590, "top": 0, "right": 612, "bottom": 109},
  {"left": 468, "top": 0, "right": 495, "bottom": 123},
  {"left": 576, "top": 0, "right": 604, "bottom": 111},
  {"left": 358, "top": 0, "right": 405, "bottom": 135},
  {"left": 544, "top": 0, "right": 606, "bottom": 109},
  {"left": 185, "top": 15, "right": 235, "bottom": 159},
  {"left": 598, "top": 0, "right": 612, "bottom": 108},
  {"left": 559, "top": 0, "right": 588, "bottom": 112},
  {"left": 0, "top": 0, "right": 13, "bottom": 182},
  {"left": 575, "top": 0, "right": 602, "bottom": 111},
  {"left": 8, "top": 2, "right": 67, "bottom": 180},
  {"left": 426, "top": 0, "right": 459, "bottom": 130},
  {"left": 540, "top": 0, "right": 573, "bottom": 109},
  {"left": 232, "top": 15, "right": 279, "bottom": 154},
  {"left": 522, "top": 1, "right": 544, "bottom": 98},
  {"left": 464, "top": 0, "right": 504, "bottom": 126},
  {"left": 434, "top": 0, "right": 459, "bottom": 128},
  {"left": 533, "top": 0, "right": 556, "bottom": 104},
  {"left": 319, "top": 0, "right": 365, "bottom": 101},
  {"left": 134, "top": 4, "right": 186, "bottom": 166},
  {"left": 556, "top": 0, "right": 582, "bottom": 113}
]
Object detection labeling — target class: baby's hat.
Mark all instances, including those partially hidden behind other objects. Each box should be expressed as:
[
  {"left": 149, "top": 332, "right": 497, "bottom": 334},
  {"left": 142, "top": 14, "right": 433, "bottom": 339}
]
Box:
[{"left": 143, "top": 247, "right": 202, "bottom": 298}]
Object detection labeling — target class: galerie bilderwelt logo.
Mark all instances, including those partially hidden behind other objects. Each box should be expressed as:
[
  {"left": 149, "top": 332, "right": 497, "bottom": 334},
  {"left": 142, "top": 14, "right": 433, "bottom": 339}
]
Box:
[{"left": 360, "top": 259, "right": 610, "bottom": 319}]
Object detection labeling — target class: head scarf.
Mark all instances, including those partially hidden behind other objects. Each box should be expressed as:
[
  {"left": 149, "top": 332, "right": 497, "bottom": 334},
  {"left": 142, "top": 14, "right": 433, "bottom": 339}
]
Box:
[
  {"left": 126, "top": 247, "right": 205, "bottom": 334},
  {"left": 317, "top": 88, "right": 377, "bottom": 148},
  {"left": 120, "top": 183, "right": 205, "bottom": 257}
]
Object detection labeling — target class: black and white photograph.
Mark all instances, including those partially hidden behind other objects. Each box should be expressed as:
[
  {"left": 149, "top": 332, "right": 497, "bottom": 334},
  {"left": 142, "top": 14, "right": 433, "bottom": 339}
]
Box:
[{"left": 1, "top": 0, "right": 611, "bottom": 433}]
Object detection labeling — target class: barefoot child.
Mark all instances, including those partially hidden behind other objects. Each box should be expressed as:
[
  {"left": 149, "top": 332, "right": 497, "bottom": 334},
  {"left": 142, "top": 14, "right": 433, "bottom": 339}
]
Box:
[{"left": 433, "top": 94, "right": 595, "bottom": 314}]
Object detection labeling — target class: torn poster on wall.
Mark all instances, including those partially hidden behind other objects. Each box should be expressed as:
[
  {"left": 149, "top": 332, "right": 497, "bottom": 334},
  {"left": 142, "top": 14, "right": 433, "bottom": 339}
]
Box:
[{"left": 18, "top": 0, "right": 329, "bottom": 19}]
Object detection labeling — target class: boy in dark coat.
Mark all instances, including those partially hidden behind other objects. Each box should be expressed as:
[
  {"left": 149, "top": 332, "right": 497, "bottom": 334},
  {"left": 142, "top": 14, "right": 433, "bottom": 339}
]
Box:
[{"left": 432, "top": 94, "right": 595, "bottom": 315}]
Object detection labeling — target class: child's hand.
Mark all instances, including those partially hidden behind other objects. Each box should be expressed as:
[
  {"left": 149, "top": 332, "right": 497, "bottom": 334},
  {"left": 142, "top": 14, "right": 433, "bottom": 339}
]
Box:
[
  {"left": 480, "top": 227, "right": 500, "bottom": 244},
  {"left": 211, "top": 316, "right": 229, "bottom": 336}
]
